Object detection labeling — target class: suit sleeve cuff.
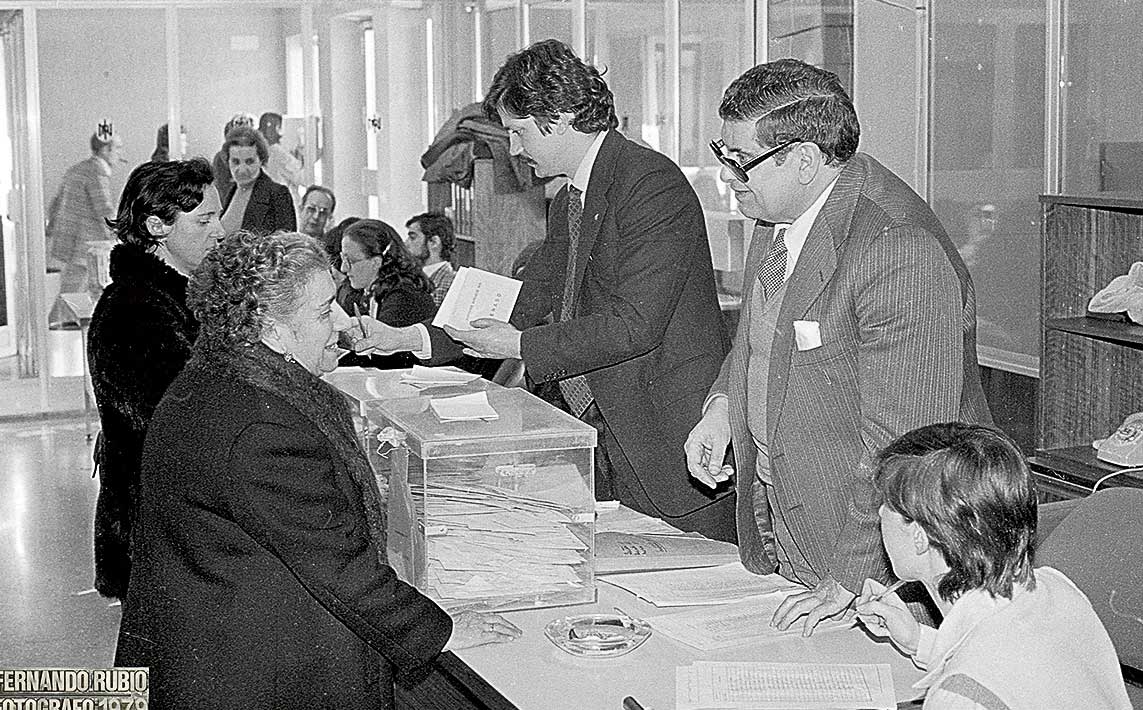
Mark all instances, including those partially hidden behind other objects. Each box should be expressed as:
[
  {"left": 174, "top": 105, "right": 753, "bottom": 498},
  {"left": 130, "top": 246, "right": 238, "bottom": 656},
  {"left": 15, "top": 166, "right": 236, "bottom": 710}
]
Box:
[{"left": 703, "top": 392, "right": 729, "bottom": 414}]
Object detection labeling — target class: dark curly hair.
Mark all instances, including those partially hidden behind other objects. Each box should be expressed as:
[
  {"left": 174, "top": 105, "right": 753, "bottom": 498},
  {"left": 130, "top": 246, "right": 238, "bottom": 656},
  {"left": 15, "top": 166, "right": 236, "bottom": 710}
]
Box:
[
  {"left": 482, "top": 39, "right": 617, "bottom": 134},
  {"left": 719, "top": 58, "right": 859, "bottom": 166},
  {"left": 342, "top": 219, "right": 432, "bottom": 308},
  {"left": 222, "top": 125, "right": 270, "bottom": 164},
  {"left": 875, "top": 422, "right": 1037, "bottom": 603},
  {"left": 406, "top": 212, "right": 455, "bottom": 261},
  {"left": 107, "top": 158, "right": 215, "bottom": 249},
  {"left": 189, "top": 230, "right": 330, "bottom": 348}
]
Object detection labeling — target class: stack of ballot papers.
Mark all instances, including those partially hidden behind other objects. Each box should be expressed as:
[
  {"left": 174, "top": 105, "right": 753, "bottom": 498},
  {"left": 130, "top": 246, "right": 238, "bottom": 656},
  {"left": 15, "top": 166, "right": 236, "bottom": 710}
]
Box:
[
  {"left": 415, "top": 480, "right": 590, "bottom": 605},
  {"left": 400, "top": 365, "right": 481, "bottom": 387},
  {"left": 595, "top": 531, "right": 739, "bottom": 574},
  {"left": 676, "top": 661, "right": 896, "bottom": 710},
  {"left": 599, "top": 561, "right": 801, "bottom": 606},
  {"left": 648, "top": 594, "right": 851, "bottom": 651},
  {"left": 429, "top": 391, "right": 499, "bottom": 422}
]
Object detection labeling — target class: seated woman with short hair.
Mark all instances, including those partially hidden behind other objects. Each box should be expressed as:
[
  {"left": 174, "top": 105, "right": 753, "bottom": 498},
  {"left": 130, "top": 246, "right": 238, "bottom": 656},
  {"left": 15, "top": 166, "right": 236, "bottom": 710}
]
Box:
[
  {"left": 116, "top": 230, "right": 519, "bottom": 708},
  {"left": 856, "top": 423, "right": 1131, "bottom": 710}
]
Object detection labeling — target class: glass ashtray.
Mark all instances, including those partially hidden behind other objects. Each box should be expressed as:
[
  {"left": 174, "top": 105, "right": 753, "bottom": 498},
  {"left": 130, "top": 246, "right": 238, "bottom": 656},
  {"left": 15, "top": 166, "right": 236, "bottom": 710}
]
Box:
[{"left": 543, "top": 613, "right": 652, "bottom": 657}]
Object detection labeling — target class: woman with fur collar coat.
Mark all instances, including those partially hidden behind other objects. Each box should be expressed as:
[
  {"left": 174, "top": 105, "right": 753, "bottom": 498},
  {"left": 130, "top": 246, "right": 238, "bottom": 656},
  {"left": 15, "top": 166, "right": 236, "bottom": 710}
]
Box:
[{"left": 87, "top": 158, "right": 223, "bottom": 600}]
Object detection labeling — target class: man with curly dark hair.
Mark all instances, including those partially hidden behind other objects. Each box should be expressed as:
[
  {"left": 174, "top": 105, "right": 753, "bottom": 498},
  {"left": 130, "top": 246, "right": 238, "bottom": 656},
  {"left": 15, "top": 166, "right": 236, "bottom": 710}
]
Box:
[{"left": 362, "top": 39, "right": 734, "bottom": 542}]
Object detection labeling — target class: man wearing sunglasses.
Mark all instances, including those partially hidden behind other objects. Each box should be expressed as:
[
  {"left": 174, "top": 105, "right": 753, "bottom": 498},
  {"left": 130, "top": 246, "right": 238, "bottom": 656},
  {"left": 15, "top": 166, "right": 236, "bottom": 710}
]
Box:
[{"left": 684, "top": 59, "right": 992, "bottom": 635}]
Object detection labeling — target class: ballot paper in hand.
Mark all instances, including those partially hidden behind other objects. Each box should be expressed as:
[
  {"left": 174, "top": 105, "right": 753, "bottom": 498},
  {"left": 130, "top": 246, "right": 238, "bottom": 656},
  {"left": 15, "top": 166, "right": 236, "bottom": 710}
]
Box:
[
  {"left": 432, "top": 266, "right": 522, "bottom": 330},
  {"left": 649, "top": 594, "right": 850, "bottom": 651},
  {"left": 429, "top": 391, "right": 499, "bottom": 422}
]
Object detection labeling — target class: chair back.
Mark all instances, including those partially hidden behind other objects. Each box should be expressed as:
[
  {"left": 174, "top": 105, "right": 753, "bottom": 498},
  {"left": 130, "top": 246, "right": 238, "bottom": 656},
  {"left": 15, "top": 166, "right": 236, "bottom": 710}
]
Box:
[{"left": 1038, "top": 487, "right": 1143, "bottom": 674}]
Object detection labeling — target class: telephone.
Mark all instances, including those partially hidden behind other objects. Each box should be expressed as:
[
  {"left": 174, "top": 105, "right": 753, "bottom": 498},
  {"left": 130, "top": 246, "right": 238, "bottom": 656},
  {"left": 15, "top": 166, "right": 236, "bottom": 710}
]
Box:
[{"left": 1094, "top": 412, "right": 1143, "bottom": 467}]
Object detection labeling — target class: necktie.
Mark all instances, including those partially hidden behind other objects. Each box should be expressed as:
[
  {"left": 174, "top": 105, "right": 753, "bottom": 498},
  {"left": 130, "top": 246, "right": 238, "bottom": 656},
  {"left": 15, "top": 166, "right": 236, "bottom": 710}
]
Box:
[
  {"left": 755, "top": 227, "right": 788, "bottom": 298},
  {"left": 557, "top": 185, "right": 594, "bottom": 417}
]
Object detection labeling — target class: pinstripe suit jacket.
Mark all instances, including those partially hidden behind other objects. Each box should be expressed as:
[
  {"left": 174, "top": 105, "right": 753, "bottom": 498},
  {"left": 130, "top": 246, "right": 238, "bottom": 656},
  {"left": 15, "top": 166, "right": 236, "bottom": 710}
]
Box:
[{"left": 713, "top": 153, "right": 992, "bottom": 592}]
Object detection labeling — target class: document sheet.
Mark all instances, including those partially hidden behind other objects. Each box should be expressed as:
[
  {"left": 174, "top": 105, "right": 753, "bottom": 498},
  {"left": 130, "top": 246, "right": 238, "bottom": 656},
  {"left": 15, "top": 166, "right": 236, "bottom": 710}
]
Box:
[
  {"left": 429, "top": 391, "right": 499, "bottom": 421},
  {"left": 649, "top": 594, "right": 851, "bottom": 651},
  {"left": 676, "top": 661, "right": 896, "bottom": 710},
  {"left": 431, "top": 266, "right": 522, "bottom": 330},
  {"left": 599, "top": 562, "right": 802, "bottom": 606}
]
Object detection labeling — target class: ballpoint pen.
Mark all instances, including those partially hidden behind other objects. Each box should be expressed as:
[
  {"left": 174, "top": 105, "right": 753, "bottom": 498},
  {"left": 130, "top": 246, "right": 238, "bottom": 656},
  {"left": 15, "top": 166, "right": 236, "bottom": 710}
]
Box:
[
  {"left": 868, "top": 579, "right": 907, "bottom": 604},
  {"left": 352, "top": 301, "right": 367, "bottom": 340}
]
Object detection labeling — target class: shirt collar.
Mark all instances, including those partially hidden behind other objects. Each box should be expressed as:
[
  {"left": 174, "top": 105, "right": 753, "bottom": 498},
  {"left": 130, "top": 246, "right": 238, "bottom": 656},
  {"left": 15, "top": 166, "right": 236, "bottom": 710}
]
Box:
[
  {"left": 423, "top": 261, "right": 447, "bottom": 278},
  {"left": 570, "top": 131, "right": 607, "bottom": 196},
  {"left": 913, "top": 583, "right": 1027, "bottom": 691},
  {"left": 771, "top": 174, "right": 839, "bottom": 278}
]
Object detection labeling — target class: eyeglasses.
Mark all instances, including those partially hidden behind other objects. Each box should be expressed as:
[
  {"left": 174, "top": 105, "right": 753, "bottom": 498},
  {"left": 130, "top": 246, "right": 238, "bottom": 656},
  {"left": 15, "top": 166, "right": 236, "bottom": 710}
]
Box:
[{"left": 709, "top": 138, "right": 797, "bottom": 183}]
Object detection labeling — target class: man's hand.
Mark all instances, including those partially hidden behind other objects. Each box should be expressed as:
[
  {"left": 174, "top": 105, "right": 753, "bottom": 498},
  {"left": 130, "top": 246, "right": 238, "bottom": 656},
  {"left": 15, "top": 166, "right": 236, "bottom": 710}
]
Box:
[
  {"left": 443, "top": 319, "right": 522, "bottom": 359},
  {"left": 346, "top": 315, "right": 421, "bottom": 356},
  {"left": 443, "top": 610, "right": 523, "bottom": 651},
  {"left": 771, "top": 577, "right": 856, "bottom": 637},
  {"left": 684, "top": 396, "right": 733, "bottom": 488},
  {"left": 855, "top": 578, "right": 920, "bottom": 655}
]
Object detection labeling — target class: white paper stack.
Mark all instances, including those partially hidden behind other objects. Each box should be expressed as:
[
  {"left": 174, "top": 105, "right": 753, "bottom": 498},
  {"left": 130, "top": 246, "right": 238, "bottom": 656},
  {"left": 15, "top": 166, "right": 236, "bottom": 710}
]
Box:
[
  {"left": 676, "top": 661, "right": 896, "bottom": 710},
  {"left": 414, "top": 480, "right": 590, "bottom": 605},
  {"left": 649, "top": 594, "right": 850, "bottom": 651},
  {"left": 400, "top": 365, "right": 481, "bottom": 387},
  {"left": 599, "top": 562, "right": 802, "bottom": 607},
  {"left": 429, "top": 392, "right": 499, "bottom": 422}
]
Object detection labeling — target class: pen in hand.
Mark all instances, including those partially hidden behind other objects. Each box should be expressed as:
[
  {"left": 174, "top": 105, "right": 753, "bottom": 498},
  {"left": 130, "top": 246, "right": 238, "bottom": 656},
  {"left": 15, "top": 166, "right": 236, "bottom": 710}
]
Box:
[
  {"left": 352, "top": 301, "right": 367, "bottom": 340},
  {"left": 867, "top": 579, "right": 907, "bottom": 605}
]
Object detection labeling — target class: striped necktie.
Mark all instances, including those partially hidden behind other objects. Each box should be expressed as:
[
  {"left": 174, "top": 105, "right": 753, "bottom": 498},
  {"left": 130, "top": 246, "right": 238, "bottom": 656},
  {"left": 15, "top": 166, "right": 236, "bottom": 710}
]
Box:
[{"left": 557, "top": 184, "right": 593, "bottom": 417}]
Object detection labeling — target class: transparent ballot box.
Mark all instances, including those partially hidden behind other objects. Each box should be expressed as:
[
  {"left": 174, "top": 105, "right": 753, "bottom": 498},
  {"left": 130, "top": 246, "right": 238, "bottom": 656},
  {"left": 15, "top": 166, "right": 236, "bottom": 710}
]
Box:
[{"left": 361, "top": 384, "right": 597, "bottom": 612}]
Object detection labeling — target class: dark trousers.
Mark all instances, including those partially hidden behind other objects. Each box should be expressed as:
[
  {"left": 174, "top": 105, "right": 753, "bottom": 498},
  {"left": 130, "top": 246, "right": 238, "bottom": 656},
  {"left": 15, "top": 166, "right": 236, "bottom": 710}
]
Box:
[{"left": 541, "top": 384, "right": 737, "bottom": 543}]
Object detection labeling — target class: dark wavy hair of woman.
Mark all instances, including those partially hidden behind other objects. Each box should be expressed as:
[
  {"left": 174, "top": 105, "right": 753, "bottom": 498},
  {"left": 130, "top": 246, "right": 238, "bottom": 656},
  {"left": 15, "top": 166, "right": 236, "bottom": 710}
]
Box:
[
  {"left": 482, "top": 38, "right": 617, "bottom": 134},
  {"left": 342, "top": 219, "right": 432, "bottom": 306},
  {"left": 107, "top": 158, "right": 214, "bottom": 249}
]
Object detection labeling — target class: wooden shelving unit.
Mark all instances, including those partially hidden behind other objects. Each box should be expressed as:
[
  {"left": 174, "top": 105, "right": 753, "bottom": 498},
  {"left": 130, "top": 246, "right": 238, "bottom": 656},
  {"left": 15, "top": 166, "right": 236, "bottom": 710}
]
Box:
[{"left": 1036, "top": 194, "right": 1143, "bottom": 499}]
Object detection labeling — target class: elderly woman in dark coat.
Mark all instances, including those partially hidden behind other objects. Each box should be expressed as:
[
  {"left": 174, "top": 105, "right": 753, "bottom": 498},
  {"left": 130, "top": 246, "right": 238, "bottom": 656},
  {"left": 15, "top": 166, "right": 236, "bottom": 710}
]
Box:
[
  {"left": 116, "top": 230, "right": 519, "bottom": 708},
  {"left": 88, "top": 158, "right": 222, "bottom": 600}
]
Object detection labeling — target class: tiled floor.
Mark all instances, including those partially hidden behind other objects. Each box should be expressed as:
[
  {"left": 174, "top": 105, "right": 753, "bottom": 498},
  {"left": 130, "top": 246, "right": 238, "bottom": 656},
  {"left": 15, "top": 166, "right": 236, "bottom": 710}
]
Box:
[{"left": 0, "top": 416, "right": 121, "bottom": 667}]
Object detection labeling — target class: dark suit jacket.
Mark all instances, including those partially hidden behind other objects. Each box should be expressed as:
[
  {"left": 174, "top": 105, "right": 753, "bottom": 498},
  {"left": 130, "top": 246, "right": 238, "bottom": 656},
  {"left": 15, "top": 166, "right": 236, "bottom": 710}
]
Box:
[
  {"left": 222, "top": 170, "right": 296, "bottom": 235},
  {"left": 429, "top": 130, "right": 731, "bottom": 532},
  {"left": 713, "top": 154, "right": 992, "bottom": 591},
  {"left": 116, "top": 361, "right": 451, "bottom": 709}
]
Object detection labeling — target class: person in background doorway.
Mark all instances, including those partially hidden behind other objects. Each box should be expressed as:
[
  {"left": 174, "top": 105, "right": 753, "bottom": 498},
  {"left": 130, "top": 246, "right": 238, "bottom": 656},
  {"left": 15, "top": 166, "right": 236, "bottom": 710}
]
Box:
[
  {"left": 298, "top": 184, "right": 336, "bottom": 259},
  {"left": 855, "top": 422, "right": 1131, "bottom": 710},
  {"left": 211, "top": 112, "right": 256, "bottom": 198},
  {"left": 404, "top": 211, "right": 457, "bottom": 307},
  {"left": 87, "top": 158, "right": 222, "bottom": 600},
  {"left": 259, "top": 112, "right": 305, "bottom": 202},
  {"left": 46, "top": 126, "right": 123, "bottom": 309},
  {"left": 149, "top": 123, "right": 186, "bottom": 163},
  {"left": 219, "top": 126, "right": 296, "bottom": 237}
]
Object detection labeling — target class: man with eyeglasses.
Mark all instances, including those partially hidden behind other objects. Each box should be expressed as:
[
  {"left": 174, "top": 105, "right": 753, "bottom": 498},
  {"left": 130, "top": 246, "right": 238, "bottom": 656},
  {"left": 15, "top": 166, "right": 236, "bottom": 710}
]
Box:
[
  {"left": 351, "top": 39, "right": 736, "bottom": 543},
  {"left": 684, "top": 59, "right": 992, "bottom": 635},
  {"left": 298, "top": 184, "right": 336, "bottom": 261}
]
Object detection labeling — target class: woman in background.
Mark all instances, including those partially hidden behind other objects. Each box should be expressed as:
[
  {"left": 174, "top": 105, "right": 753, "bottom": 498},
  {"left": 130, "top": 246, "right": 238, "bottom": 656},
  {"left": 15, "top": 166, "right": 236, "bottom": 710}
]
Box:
[
  {"left": 855, "top": 422, "right": 1130, "bottom": 710},
  {"left": 88, "top": 158, "right": 222, "bottom": 600},
  {"left": 117, "top": 230, "right": 519, "bottom": 708},
  {"left": 219, "top": 125, "right": 295, "bottom": 236},
  {"left": 338, "top": 218, "right": 435, "bottom": 368}
]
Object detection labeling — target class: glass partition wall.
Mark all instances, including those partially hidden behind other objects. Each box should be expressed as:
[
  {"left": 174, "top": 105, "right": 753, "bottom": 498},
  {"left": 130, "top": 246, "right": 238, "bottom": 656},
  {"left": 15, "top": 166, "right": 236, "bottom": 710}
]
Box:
[{"left": 5, "top": 0, "right": 1104, "bottom": 412}]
